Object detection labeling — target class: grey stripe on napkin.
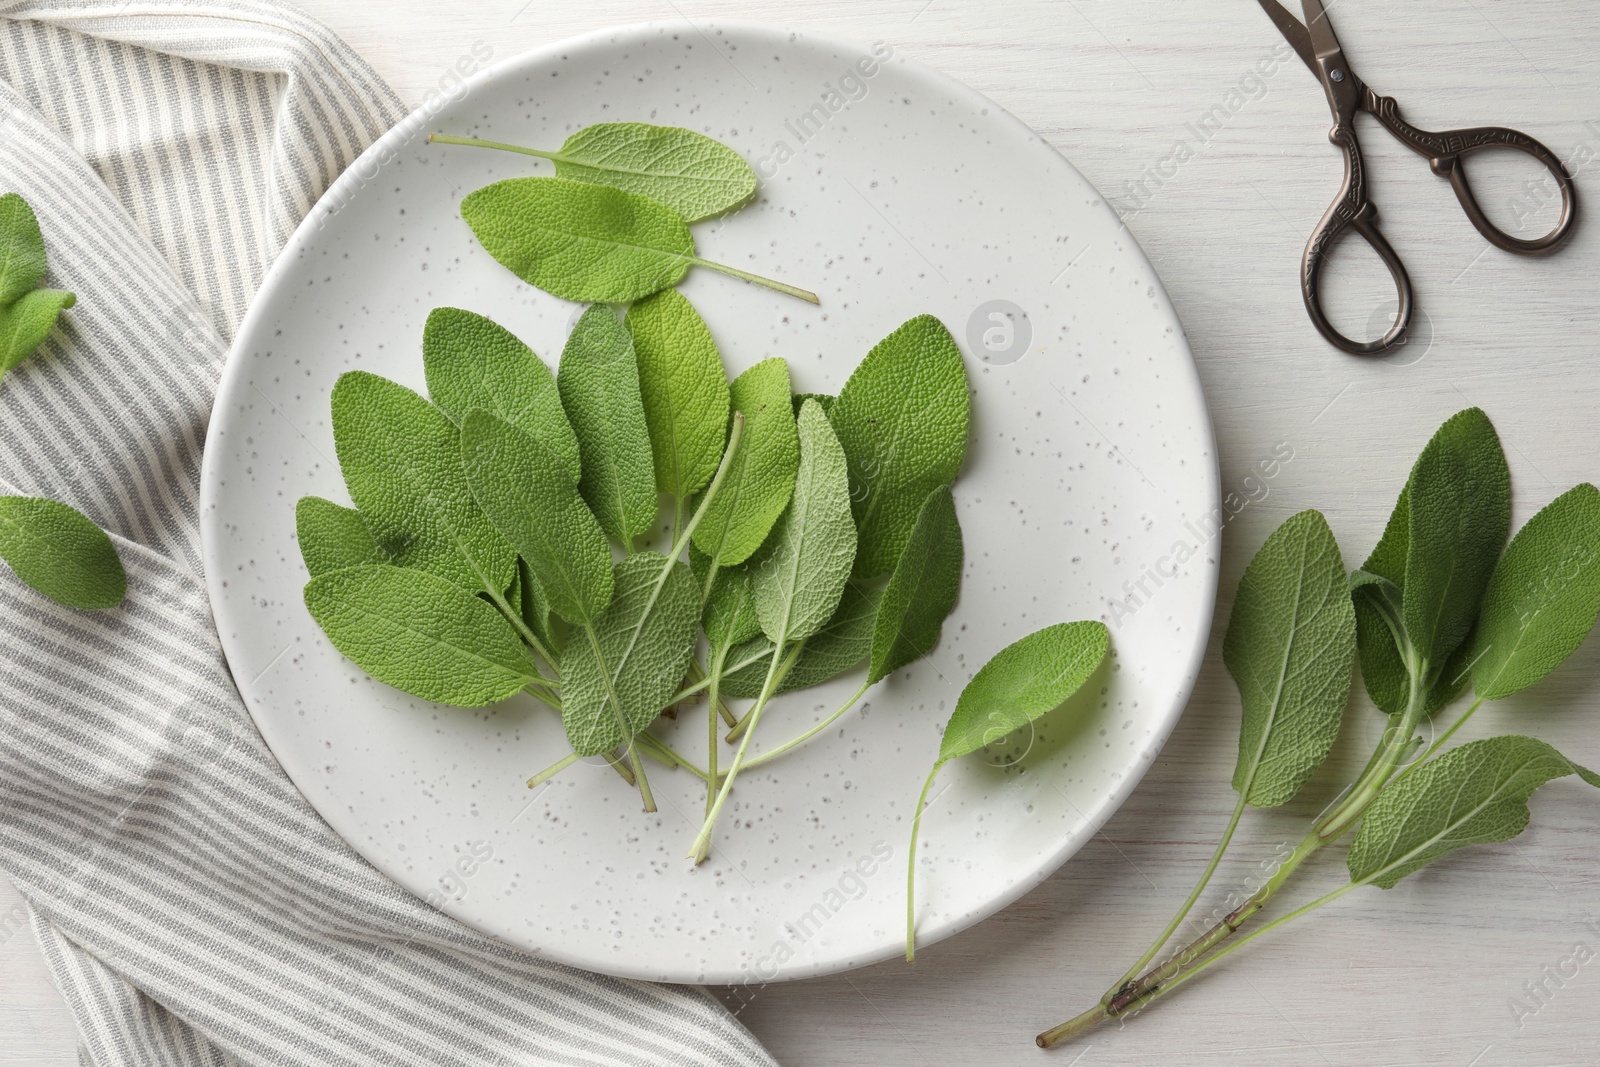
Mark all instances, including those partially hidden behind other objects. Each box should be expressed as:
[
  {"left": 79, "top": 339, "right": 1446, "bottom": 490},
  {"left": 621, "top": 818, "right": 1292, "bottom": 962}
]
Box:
[{"left": 0, "top": 2, "right": 777, "bottom": 1065}]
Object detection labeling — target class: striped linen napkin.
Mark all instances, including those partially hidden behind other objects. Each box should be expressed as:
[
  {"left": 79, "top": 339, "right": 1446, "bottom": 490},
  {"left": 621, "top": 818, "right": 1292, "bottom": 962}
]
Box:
[{"left": 0, "top": 2, "right": 776, "bottom": 1063}]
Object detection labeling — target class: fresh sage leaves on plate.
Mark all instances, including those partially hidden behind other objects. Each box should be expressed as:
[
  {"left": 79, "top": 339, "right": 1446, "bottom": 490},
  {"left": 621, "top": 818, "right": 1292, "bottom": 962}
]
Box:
[
  {"left": 435, "top": 121, "right": 817, "bottom": 304},
  {"left": 0, "top": 192, "right": 125, "bottom": 611},
  {"left": 1039, "top": 409, "right": 1600, "bottom": 1048}
]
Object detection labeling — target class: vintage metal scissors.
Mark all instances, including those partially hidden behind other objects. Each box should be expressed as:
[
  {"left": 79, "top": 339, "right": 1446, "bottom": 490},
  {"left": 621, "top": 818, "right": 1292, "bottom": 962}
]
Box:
[{"left": 1257, "top": 0, "right": 1578, "bottom": 355}]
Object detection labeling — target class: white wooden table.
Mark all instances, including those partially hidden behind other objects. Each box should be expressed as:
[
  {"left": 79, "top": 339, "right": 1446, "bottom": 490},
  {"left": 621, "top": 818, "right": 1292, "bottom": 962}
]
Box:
[{"left": 6, "top": 1, "right": 1600, "bottom": 1063}]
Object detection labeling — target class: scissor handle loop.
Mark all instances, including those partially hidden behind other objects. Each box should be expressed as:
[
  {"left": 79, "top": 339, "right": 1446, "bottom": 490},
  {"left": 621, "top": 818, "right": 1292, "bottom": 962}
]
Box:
[
  {"left": 1365, "top": 90, "right": 1578, "bottom": 255},
  {"left": 1301, "top": 121, "right": 1416, "bottom": 356}
]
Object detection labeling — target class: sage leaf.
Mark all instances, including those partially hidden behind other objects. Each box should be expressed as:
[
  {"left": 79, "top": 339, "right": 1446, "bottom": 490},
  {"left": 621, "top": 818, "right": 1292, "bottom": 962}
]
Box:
[
  {"left": 1347, "top": 735, "right": 1600, "bottom": 889},
  {"left": 331, "top": 371, "right": 515, "bottom": 596},
  {"left": 907, "top": 620, "right": 1108, "bottom": 960},
  {"left": 625, "top": 289, "right": 732, "bottom": 503},
  {"left": 295, "top": 495, "right": 387, "bottom": 577},
  {"left": 0, "top": 193, "right": 75, "bottom": 378},
  {"left": 691, "top": 544, "right": 761, "bottom": 650},
  {"left": 752, "top": 399, "right": 857, "bottom": 648},
  {"left": 721, "top": 582, "right": 882, "bottom": 698},
  {"left": 792, "top": 392, "right": 835, "bottom": 418},
  {"left": 459, "top": 410, "right": 613, "bottom": 627},
  {"left": 1, "top": 287, "right": 76, "bottom": 376},
  {"left": 304, "top": 564, "right": 536, "bottom": 707},
  {"left": 556, "top": 305, "right": 658, "bottom": 546},
  {"left": 515, "top": 556, "right": 563, "bottom": 656},
  {"left": 560, "top": 552, "right": 700, "bottom": 756},
  {"left": 1225, "top": 510, "right": 1356, "bottom": 807},
  {"left": 551, "top": 123, "right": 757, "bottom": 221},
  {"left": 870, "top": 485, "right": 963, "bottom": 685},
  {"left": 692, "top": 357, "right": 798, "bottom": 567},
  {"left": 1354, "top": 483, "right": 1412, "bottom": 713},
  {"left": 1463, "top": 483, "right": 1600, "bottom": 700},
  {"left": 462, "top": 177, "right": 691, "bottom": 303},
  {"left": 830, "top": 315, "right": 970, "bottom": 577},
  {"left": 1402, "top": 408, "right": 1510, "bottom": 671},
  {"left": 0, "top": 496, "right": 125, "bottom": 609},
  {"left": 423, "top": 307, "right": 579, "bottom": 482}
]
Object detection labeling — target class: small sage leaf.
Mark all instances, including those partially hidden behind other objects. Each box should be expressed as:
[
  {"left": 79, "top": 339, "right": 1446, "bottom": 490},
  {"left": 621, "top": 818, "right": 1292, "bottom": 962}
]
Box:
[
  {"left": 550, "top": 122, "right": 757, "bottom": 222},
  {"left": 304, "top": 564, "right": 535, "bottom": 707},
  {"left": 557, "top": 305, "right": 658, "bottom": 546},
  {"left": 830, "top": 315, "right": 970, "bottom": 578},
  {"left": 560, "top": 552, "right": 701, "bottom": 756},
  {"left": 721, "top": 582, "right": 882, "bottom": 698},
  {"left": 625, "top": 289, "right": 732, "bottom": 503},
  {"left": 1225, "top": 510, "right": 1356, "bottom": 808},
  {"left": 0, "top": 496, "right": 125, "bottom": 609},
  {"left": 330, "top": 370, "right": 515, "bottom": 596},
  {"left": 0, "top": 193, "right": 74, "bottom": 378},
  {"left": 1348, "top": 735, "right": 1600, "bottom": 889},
  {"left": 752, "top": 399, "right": 857, "bottom": 648},
  {"left": 690, "top": 544, "right": 761, "bottom": 651},
  {"left": 295, "top": 496, "right": 387, "bottom": 577},
  {"left": 461, "top": 177, "right": 693, "bottom": 303},
  {"left": 423, "top": 307, "right": 579, "bottom": 482},
  {"left": 459, "top": 409, "right": 613, "bottom": 627},
  {"left": 0, "top": 287, "right": 75, "bottom": 376},
  {"left": 692, "top": 357, "right": 799, "bottom": 567},
  {"left": 870, "top": 485, "right": 963, "bottom": 684},
  {"left": 1465, "top": 483, "right": 1600, "bottom": 700}
]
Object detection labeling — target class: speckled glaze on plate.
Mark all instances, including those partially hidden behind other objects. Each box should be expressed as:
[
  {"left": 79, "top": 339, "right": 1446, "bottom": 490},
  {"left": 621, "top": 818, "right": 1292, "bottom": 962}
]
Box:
[{"left": 200, "top": 21, "right": 1218, "bottom": 984}]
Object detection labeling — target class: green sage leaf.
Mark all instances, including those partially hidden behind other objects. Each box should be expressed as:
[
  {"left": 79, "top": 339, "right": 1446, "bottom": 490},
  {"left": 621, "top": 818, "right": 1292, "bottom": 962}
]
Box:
[
  {"left": 460, "top": 177, "right": 693, "bottom": 303},
  {"left": 1464, "top": 483, "right": 1600, "bottom": 700},
  {"left": 751, "top": 399, "right": 857, "bottom": 647},
  {"left": 304, "top": 564, "right": 536, "bottom": 707},
  {"left": 1402, "top": 407, "right": 1510, "bottom": 671},
  {"left": 792, "top": 392, "right": 835, "bottom": 418},
  {"left": 625, "top": 289, "right": 732, "bottom": 503},
  {"left": 691, "top": 544, "right": 761, "bottom": 651},
  {"left": 1225, "top": 510, "right": 1356, "bottom": 807},
  {"left": 0, "top": 193, "right": 74, "bottom": 378},
  {"left": 937, "top": 621, "right": 1109, "bottom": 765},
  {"left": 0, "top": 287, "right": 75, "bottom": 376},
  {"left": 0, "top": 496, "right": 125, "bottom": 609},
  {"left": 870, "top": 485, "right": 963, "bottom": 684},
  {"left": 515, "top": 556, "right": 563, "bottom": 656},
  {"left": 550, "top": 122, "right": 757, "bottom": 222},
  {"left": 423, "top": 307, "right": 579, "bottom": 482},
  {"left": 1348, "top": 734, "right": 1600, "bottom": 889},
  {"left": 830, "top": 315, "right": 970, "bottom": 577},
  {"left": 295, "top": 495, "right": 387, "bottom": 577},
  {"left": 691, "top": 357, "right": 799, "bottom": 567},
  {"left": 556, "top": 304, "right": 658, "bottom": 546},
  {"left": 459, "top": 409, "right": 613, "bottom": 627},
  {"left": 330, "top": 371, "right": 515, "bottom": 596},
  {"left": 560, "top": 552, "right": 701, "bottom": 756}
]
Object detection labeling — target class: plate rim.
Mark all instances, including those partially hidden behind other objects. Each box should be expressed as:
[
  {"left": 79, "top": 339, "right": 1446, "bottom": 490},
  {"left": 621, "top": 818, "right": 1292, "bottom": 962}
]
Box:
[{"left": 200, "top": 16, "right": 1221, "bottom": 983}]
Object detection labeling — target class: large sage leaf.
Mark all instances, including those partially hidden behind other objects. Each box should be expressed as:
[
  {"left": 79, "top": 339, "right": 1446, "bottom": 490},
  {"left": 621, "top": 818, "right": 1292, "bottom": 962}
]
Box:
[
  {"left": 0, "top": 496, "right": 125, "bottom": 609},
  {"left": 1402, "top": 407, "right": 1510, "bottom": 671},
  {"left": 295, "top": 496, "right": 387, "bottom": 577},
  {"left": 304, "top": 564, "right": 536, "bottom": 707},
  {"left": 751, "top": 399, "right": 857, "bottom": 649},
  {"left": 1348, "top": 735, "right": 1600, "bottom": 889},
  {"left": 560, "top": 552, "right": 701, "bottom": 756},
  {"left": 461, "top": 177, "right": 694, "bottom": 303},
  {"left": 556, "top": 305, "right": 658, "bottom": 546},
  {"left": 330, "top": 371, "right": 514, "bottom": 596},
  {"left": 549, "top": 122, "right": 757, "bottom": 222},
  {"left": 1464, "top": 483, "right": 1600, "bottom": 700},
  {"left": 625, "top": 289, "right": 731, "bottom": 503},
  {"left": 1225, "top": 510, "right": 1355, "bottom": 807},
  {"left": 691, "top": 357, "right": 799, "bottom": 567},
  {"left": 423, "top": 307, "right": 579, "bottom": 482},
  {"left": 870, "top": 485, "right": 963, "bottom": 684},
  {"left": 459, "top": 410, "right": 613, "bottom": 627},
  {"left": 830, "top": 315, "right": 970, "bottom": 577}
]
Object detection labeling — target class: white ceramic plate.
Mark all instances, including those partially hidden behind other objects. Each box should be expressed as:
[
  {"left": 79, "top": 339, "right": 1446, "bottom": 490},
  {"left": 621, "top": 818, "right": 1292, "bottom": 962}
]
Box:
[{"left": 201, "top": 20, "right": 1217, "bottom": 984}]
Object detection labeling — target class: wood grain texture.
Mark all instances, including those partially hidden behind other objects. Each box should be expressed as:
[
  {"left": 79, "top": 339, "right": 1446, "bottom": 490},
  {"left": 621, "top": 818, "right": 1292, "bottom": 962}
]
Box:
[{"left": 8, "top": 1, "right": 1600, "bottom": 1062}]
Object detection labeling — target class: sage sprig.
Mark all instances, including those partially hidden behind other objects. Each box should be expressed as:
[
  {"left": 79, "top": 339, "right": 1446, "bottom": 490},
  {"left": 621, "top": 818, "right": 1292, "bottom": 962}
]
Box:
[{"left": 1039, "top": 409, "right": 1600, "bottom": 1048}]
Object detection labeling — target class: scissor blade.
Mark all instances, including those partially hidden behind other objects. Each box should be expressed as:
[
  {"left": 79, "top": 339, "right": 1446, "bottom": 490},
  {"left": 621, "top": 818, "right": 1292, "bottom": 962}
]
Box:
[
  {"left": 1301, "top": 0, "right": 1346, "bottom": 61},
  {"left": 1254, "top": 0, "right": 1317, "bottom": 74}
]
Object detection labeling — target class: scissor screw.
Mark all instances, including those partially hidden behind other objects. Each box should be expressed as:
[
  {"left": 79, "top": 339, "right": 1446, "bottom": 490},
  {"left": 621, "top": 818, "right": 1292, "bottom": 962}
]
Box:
[{"left": 1329, "top": 68, "right": 1345, "bottom": 82}]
